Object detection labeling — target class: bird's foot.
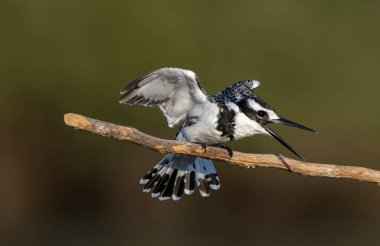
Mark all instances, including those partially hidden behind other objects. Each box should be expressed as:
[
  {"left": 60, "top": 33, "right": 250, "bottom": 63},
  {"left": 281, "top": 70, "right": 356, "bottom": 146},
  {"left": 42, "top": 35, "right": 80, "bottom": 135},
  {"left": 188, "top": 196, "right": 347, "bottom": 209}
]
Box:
[
  {"left": 219, "top": 145, "right": 233, "bottom": 158},
  {"left": 200, "top": 143, "right": 207, "bottom": 153},
  {"left": 199, "top": 143, "right": 233, "bottom": 158},
  {"left": 211, "top": 144, "right": 233, "bottom": 158}
]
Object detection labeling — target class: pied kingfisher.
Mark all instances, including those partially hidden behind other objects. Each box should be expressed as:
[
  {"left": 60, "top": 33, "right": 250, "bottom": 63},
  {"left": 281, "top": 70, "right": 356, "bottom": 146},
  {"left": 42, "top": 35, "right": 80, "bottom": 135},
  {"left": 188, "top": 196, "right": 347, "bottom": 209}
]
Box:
[{"left": 119, "top": 67, "right": 316, "bottom": 201}]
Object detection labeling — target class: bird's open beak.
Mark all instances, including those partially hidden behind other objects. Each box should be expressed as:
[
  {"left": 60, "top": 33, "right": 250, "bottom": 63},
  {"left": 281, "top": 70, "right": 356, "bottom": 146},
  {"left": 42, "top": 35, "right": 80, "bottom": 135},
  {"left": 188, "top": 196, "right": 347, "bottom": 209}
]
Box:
[
  {"left": 272, "top": 118, "right": 317, "bottom": 133},
  {"left": 263, "top": 118, "right": 316, "bottom": 161}
]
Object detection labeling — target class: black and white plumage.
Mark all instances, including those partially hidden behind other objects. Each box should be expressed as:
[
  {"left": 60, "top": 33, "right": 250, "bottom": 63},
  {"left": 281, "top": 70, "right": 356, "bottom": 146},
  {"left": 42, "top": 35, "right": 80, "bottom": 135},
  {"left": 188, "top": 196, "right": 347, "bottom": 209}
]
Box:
[{"left": 120, "top": 67, "right": 316, "bottom": 201}]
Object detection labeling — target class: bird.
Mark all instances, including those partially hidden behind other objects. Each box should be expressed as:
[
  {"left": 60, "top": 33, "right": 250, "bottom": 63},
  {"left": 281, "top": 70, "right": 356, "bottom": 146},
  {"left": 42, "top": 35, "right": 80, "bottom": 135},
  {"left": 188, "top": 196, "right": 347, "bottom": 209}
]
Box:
[{"left": 119, "top": 67, "right": 316, "bottom": 201}]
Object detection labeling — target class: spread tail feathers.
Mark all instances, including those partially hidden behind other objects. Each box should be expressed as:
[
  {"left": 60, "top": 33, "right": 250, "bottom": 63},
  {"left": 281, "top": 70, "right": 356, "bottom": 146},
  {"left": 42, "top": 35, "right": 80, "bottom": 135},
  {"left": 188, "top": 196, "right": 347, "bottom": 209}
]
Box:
[{"left": 140, "top": 154, "right": 220, "bottom": 201}]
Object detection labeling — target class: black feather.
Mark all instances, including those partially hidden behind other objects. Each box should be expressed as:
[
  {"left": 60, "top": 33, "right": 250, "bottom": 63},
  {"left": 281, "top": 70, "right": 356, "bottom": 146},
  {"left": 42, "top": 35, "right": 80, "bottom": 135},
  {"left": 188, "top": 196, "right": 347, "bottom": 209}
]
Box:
[
  {"left": 205, "top": 174, "right": 220, "bottom": 190},
  {"left": 142, "top": 166, "right": 161, "bottom": 182},
  {"left": 236, "top": 99, "right": 256, "bottom": 120},
  {"left": 185, "top": 171, "right": 196, "bottom": 194},
  {"left": 216, "top": 102, "right": 236, "bottom": 140},
  {"left": 173, "top": 174, "right": 185, "bottom": 199},
  {"left": 197, "top": 177, "right": 211, "bottom": 196},
  {"left": 120, "top": 70, "right": 157, "bottom": 94},
  {"left": 153, "top": 173, "right": 170, "bottom": 195},
  {"left": 161, "top": 169, "right": 178, "bottom": 199},
  {"left": 144, "top": 168, "right": 165, "bottom": 191}
]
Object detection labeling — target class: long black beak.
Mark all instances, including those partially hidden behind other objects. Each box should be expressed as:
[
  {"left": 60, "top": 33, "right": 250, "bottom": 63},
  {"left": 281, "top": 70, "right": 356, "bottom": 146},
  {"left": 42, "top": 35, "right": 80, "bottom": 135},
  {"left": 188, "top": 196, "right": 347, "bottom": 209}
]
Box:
[
  {"left": 264, "top": 118, "right": 316, "bottom": 161},
  {"left": 272, "top": 118, "right": 317, "bottom": 133},
  {"left": 264, "top": 126, "right": 305, "bottom": 161}
]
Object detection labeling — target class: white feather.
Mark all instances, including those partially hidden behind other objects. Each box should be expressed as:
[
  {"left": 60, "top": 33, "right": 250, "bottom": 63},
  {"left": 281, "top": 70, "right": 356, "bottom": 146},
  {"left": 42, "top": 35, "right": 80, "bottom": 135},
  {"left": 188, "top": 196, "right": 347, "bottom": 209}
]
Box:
[{"left": 120, "top": 67, "right": 208, "bottom": 127}]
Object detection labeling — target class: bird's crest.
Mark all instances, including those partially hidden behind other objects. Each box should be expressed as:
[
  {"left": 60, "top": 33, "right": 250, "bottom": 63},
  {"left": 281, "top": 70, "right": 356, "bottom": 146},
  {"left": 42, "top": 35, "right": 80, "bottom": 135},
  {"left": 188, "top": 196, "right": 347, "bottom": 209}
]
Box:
[{"left": 214, "top": 79, "right": 260, "bottom": 101}]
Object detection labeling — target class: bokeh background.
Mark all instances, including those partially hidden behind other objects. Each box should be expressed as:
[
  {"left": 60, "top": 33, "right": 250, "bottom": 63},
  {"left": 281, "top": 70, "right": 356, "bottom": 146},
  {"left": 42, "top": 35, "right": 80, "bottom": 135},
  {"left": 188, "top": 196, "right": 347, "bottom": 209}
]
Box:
[{"left": 1, "top": 1, "right": 380, "bottom": 245}]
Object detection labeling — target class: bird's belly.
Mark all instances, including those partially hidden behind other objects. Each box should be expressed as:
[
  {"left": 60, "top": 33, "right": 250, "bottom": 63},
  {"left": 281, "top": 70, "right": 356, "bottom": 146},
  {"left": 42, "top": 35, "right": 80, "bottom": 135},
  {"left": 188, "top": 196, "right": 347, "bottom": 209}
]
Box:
[{"left": 181, "top": 122, "right": 226, "bottom": 144}]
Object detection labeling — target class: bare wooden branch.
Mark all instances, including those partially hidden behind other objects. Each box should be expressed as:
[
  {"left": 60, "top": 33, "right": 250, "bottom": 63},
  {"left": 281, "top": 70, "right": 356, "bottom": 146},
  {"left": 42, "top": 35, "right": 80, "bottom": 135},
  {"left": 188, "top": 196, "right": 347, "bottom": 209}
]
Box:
[{"left": 64, "top": 113, "right": 380, "bottom": 186}]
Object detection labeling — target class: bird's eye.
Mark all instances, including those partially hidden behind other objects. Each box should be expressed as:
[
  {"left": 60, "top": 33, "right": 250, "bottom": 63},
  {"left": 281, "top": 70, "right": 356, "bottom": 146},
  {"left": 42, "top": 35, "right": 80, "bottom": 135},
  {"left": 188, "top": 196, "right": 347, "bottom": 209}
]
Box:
[{"left": 257, "top": 110, "right": 267, "bottom": 118}]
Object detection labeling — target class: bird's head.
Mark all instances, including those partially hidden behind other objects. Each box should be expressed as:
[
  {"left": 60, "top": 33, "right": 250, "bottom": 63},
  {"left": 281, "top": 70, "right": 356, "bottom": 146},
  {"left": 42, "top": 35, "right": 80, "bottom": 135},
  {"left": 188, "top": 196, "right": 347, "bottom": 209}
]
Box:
[{"left": 235, "top": 85, "right": 316, "bottom": 161}]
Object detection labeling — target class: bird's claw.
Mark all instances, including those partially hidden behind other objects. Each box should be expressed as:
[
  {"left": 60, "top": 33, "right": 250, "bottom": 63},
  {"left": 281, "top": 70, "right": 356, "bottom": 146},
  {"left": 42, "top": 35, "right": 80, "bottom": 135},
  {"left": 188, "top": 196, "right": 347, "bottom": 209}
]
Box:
[
  {"left": 200, "top": 143, "right": 207, "bottom": 153},
  {"left": 200, "top": 143, "right": 233, "bottom": 158},
  {"left": 220, "top": 145, "right": 233, "bottom": 158}
]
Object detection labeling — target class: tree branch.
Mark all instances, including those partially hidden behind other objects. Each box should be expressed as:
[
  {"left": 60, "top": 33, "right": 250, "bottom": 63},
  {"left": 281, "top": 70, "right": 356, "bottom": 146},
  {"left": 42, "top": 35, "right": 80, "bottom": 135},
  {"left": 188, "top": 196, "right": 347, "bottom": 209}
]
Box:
[{"left": 64, "top": 113, "right": 380, "bottom": 187}]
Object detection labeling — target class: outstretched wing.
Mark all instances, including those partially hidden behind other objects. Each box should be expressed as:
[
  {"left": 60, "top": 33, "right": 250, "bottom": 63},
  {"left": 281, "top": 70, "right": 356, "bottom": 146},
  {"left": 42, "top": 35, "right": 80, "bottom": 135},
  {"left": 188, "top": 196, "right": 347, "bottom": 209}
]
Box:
[{"left": 119, "top": 67, "right": 208, "bottom": 127}]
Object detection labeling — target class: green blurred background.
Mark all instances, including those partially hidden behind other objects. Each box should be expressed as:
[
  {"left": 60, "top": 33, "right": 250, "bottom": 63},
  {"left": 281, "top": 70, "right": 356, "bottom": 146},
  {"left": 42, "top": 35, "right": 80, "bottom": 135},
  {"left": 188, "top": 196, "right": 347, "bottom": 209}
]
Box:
[{"left": 1, "top": 1, "right": 380, "bottom": 245}]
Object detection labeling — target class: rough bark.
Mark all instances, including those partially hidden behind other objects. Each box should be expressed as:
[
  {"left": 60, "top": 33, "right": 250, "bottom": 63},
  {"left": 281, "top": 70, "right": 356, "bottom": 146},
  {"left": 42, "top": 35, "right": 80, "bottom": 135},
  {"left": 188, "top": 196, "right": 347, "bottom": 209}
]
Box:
[{"left": 64, "top": 113, "right": 380, "bottom": 186}]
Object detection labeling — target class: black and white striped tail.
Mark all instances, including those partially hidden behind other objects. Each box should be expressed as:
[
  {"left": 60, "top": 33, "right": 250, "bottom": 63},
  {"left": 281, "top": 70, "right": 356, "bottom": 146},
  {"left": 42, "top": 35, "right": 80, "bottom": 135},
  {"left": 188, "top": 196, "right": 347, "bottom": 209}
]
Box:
[{"left": 139, "top": 154, "right": 220, "bottom": 201}]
